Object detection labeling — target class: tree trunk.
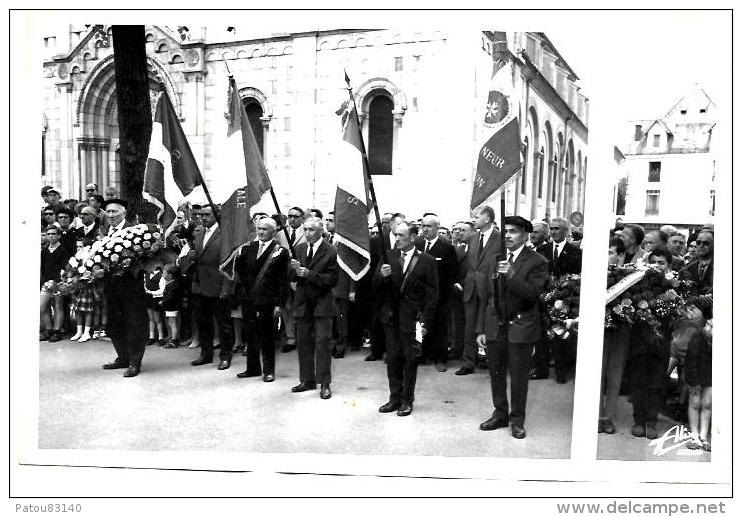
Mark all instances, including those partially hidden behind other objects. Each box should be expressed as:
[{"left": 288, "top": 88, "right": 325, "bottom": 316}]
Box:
[{"left": 112, "top": 25, "right": 154, "bottom": 223}]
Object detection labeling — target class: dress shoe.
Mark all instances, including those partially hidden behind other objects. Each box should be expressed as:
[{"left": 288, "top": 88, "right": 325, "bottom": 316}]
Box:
[
  {"left": 603, "top": 419, "right": 616, "bottom": 434},
  {"left": 39, "top": 330, "right": 52, "bottom": 341},
  {"left": 217, "top": 359, "right": 231, "bottom": 370},
  {"left": 555, "top": 374, "right": 567, "bottom": 384},
  {"left": 102, "top": 360, "right": 128, "bottom": 370},
  {"left": 364, "top": 353, "right": 380, "bottom": 361},
  {"left": 48, "top": 330, "right": 64, "bottom": 342},
  {"left": 236, "top": 371, "right": 261, "bottom": 379},
  {"left": 333, "top": 350, "right": 345, "bottom": 359},
  {"left": 511, "top": 423, "right": 526, "bottom": 439},
  {"left": 291, "top": 382, "right": 317, "bottom": 393},
  {"left": 320, "top": 384, "right": 332, "bottom": 399},
  {"left": 378, "top": 401, "right": 401, "bottom": 413},
  {"left": 455, "top": 366, "right": 474, "bottom": 376},
  {"left": 191, "top": 356, "right": 213, "bottom": 366},
  {"left": 263, "top": 373, "right": 275, "bottom": 382},
  {"left": 280, "top": 344, "right": 296, "bottom": 353},
  {"left": 396, "top": 404, "right": 413, "bottom": 417},
  {"left": 123, "top": 365, "right": 140, "bottom": 378},
  {"left": 701, "top": 440, "right": 711, "bottom": 452},
  {"left": 598, "top": 419, "right": 605, "bottom": 433},
  {"left": 479, "top": 414, "right": 509, "bottom": 431},
  {"left": 529, "top": 370, "right": 549, "bottom": 380},
  {"left": 631, "top": 424, "right": 646, "bottom": 438},
  {"left": 645, "top": 424, "right": 658, "bottom": 440},
  {"left": 435, "top": 362, "right": 448, "bottom": 373}
]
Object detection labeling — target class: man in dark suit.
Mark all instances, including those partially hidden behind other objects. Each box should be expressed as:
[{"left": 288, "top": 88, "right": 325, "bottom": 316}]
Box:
[
  {"left": 280, "top": 206, "right": 308, "bottom": 353},
  {"left": 374, "top": 222, "right": 438, "bottom": 416},
  {"left": 75, "top": 206, "right": 101, "bottom": 246},
  {"left": 366, "top": 213, "right": 404, "bottom": 361},
  {"left": 533, "top": 216, "right": 583, "bottom": 382},
  {"left": 100, "top": 199, "right": 148, "bottom": 378},
  {"left": 289, "top": 217, "right": 339, "bottom": 399},
  {"left": 477, "top": 216, "right": 549, "bottom": 439},
  {"left": 680, "top": 229, "right": 713, "bottom": 295},
  {"left": 457, "top": 205, "right": 502, "bottom": 375},
  {"left": 188, "top": 205, "right": 235, "bottom": 370},
  {"left": 448, "top": 221, "right": 475, "bottom": 360},
  {"left": 415, "top": 214, "right": 457, "bottom": 372},
  {"left": 234, "top": 217, "right": 289, "bottom": 382}
]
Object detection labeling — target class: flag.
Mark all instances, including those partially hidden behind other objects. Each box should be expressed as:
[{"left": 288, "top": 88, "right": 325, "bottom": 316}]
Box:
[
  {"left": 331, "top": 91, "right": 371, "bottom": 281},
  {"left": 470, "top": 31, "right": 522, "bottom": 210},
  {"left": 217, "top": 76, "right": 272, "bottom": 281},
  {"left": 142, "top": 91, "right": 202, "bottom": 235}
]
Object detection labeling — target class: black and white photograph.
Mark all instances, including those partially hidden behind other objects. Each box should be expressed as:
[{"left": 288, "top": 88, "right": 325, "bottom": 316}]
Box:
[{"left": 9, "top": 7, "right": 733, "bottom": 507}]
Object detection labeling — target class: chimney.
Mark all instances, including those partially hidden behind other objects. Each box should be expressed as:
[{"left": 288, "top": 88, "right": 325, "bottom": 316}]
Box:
[{"left": 634, "top": 124, "right": 643, "bottom": 141}]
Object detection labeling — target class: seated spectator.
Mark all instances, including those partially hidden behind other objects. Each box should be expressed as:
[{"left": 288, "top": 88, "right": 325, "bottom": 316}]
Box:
[{"left": 40, "top": 226, "right": 73, "bottom": 342}]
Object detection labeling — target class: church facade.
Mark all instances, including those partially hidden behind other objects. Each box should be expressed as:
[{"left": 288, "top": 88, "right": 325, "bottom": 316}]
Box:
[{"left": 41, "top": 27, "right": 588, "bottom": 226}]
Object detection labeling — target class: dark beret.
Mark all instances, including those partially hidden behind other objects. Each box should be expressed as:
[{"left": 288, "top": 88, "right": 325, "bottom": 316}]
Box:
[
  {"left": 54, "top": 206, "right": 74, "bottom": 218},
  {"left": 503, "top": 215, "right": 533, "bottom": 233},
  {"left": 102, "top": 198, "right": 129, "bottom": 210}
]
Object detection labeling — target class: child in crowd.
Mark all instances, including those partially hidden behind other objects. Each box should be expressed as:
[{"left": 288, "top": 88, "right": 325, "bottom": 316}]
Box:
[
  {"left": 143, "top": 266, "right": 166, "bottom": 346},
  {"left": 160, "top": 264, "right": 183, "bottom": 348},
  {"left": 683, "top": 296, "right": 713, "bottom": 452}
]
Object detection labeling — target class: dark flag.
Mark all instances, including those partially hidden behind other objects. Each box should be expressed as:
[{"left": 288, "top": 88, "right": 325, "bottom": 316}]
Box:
[
  {"left": 142, "top": 91, "right": 202, "bottom": 235},
  {"left": 470, "top": 31, "right": 522, "bottom": 209},
  {"left": 332, "top": 96, "right": 371, "bottom": 280},
  {"left": 217, "top": 77, "right": 273, "bottom": 280}
]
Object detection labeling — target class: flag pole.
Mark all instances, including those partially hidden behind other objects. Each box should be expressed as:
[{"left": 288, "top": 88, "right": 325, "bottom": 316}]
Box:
[
  {"left": 222, "top": 54, "right": 295, "bottom": 258},
  {"left": 344, "top": 71, "right": 389, "bottom": 265},
  {"left": 498, "top": 193, "right": 508, "bottom": 344}
]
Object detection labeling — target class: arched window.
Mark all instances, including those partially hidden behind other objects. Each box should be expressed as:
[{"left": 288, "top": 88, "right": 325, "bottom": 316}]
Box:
[
  {"left": 242, "top": 100, "right": 264, "bottom": 158},
  {"left": 367, "top": 95, "right": 394, "bottom": 175}
]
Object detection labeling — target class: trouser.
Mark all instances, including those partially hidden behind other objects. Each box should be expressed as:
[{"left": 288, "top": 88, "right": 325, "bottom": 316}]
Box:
[
  {"left": 332, "top": 298, "right": 349, "bottom": 353},
  {"left": 487, "top": 336, "right": 535, "bottom": 426},
  {"left": 195, "top": 295, "right": 233, "bottom": 361},
  {"left": 384, "top": 322, "right": 419, "bottom": 406},
  {"left": 297, "top": 315, "right": 333, "bottom": 385},
  {"left": 370, "top": 305, "right": 387, "bottom": 357},
  {"left": 448, "top": 293, "right": 465, "bottom": 359},
  {"left": 105, "top": 280, "right": 148, "bottom": 368},
  {"left": 628, "top": 353, "right": 666, "bottom": 425},
  {"left": 422, "top": 301, "right": 449, "bottom": 363},
  {"left": 599, "top": 324, "right": 630, "bottom": 420},
  {"left": 463, "top": 296, "right": 483, "bottom": 369},
  {"left": 281, "top": 290, "right": 296, "bottom": 345},
  {"left": 243, "top": 304, "right": 276, "bottom": 375}
]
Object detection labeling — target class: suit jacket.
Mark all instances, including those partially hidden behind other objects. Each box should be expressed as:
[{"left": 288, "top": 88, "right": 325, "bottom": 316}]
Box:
[
  {"left": 415, "top": 237, "right": 458, "bottom": 303},
  {"left": 680, "top": 259, "right": 714, "bottom": 295},
  {"left": 75, "top": 221, "right": 101, "bottom": 247},
  {"left": 476, "top": 246, "right": 549, "bottom": 344},
  {"left": 286, "top": 225, "right": 307, "bottom": 248},
  {"left": 291, "top": 239, "right": 339, "bottom": 318},
  {"left": 463, "top": 228, "right": 503, "bottom": 303},
  {"left": 235, "top": 239, "right": 290, "bottom": 307},
  {"left": 536, "top": 240, "right": 582, "bottom": 278},
  {"left": 370, "top": 227, "right": 394, "bottom": 269},
  {"left": 190, "top": 224, "right": 233, "bottom": 298},
  {"left": 372, "top": 248, "right": 439, "bottom": 329}
]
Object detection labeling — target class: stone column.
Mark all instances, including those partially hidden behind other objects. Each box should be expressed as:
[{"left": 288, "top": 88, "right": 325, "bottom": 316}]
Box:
[
  {"left": 56, "top": 82, "right": 74, "bottom": 197},
  {"left": 78, "top": 141, "right": 88, "bottom": 199}
]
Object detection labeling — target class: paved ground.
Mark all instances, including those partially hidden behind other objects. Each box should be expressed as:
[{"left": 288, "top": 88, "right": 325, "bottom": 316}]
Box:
[
  {"left": 38, "top": 338, "right": 574, "bottom": 458},
  {"left": 596, "top": 395, "right": 711, "bottom": 462}
]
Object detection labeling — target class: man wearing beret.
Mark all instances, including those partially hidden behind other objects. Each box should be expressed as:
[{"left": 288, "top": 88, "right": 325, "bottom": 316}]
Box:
[{"left": 476, "top": 216, "right": 549, "bottom": 439}]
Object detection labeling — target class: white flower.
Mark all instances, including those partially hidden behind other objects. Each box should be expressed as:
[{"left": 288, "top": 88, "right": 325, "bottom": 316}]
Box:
[
  {"left": 105, "top": 240, "right": 115, "bottom": 250},
  {"left": 102, "top": 250, "right": 111, "bottom": 257},
  {"left": 143, "top": 233, "right": 151, "bottom": 240},
  {"left": 114, "top": 244, "right": 123, "bottom": 253},
  {"left": 78, "top": 266, "right": 86, "bottom": 274},
  {"left": 94, "top": 255, "right": 102, "bottom": 263},
  {"left": 91, "top": 241, "right": 104, "bottom": 253},
  {"left": 133, "top": 237, "right": 141, "bottom": 244},
  {"left": 123, "top": 240, "right": 132, "bottom": 248},
  {"left": 86, "top": 259, "right": 94, "bottom": 267},
  {"left": 68, "top": 258, "right": 78, "bottom": 267}
]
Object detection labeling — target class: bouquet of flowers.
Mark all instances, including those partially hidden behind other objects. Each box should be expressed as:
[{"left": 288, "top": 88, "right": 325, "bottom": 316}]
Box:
[
  {"left": 57, "top": 224, "right": 164, "bottom": 290},
  {"left": 540, "top": 273, "right": 581, "bottom": 339}
]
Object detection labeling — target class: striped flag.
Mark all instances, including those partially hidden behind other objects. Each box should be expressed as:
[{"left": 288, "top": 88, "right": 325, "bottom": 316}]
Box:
[
  {"left": 142, "top": 91, "right": 202, "bottom": 235},
  {"left": 217, "top": 76, "right": 273, "bottom": 281},
  {"left": 470, "top": 31, "right": 522, "bottom": 209},
  {"left": 331, "top": 92, "right": 371, "bottom": 281}
]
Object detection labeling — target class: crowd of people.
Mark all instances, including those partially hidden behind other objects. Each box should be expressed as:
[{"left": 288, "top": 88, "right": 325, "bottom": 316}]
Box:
[
  {"left": 601, "top": 220, "right": 714, "bottom": 452},
  {"left": 40, "top": 182, "right": 593, "bottom": 439}
]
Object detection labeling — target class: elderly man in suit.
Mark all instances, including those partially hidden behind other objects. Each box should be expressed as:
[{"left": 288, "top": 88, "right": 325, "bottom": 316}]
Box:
[
  {"left": 477, "top": 216, "right": 549, "bottom": 439},
  {"left": 189, "top": 205, "right": 235, "bottom": 370},
  {"left": 234, "top": 217, "right": 290, "bottom": 382},
  {"left": 374, "top": 222, "right": 438, "bottom": 416},
  {"left": 74, "top": 206, "right": 101, "bottom": 246},
  {"left": 680, "top": 230, "right": 714, "bottom": 296},
  {"left": 456, "top": 205, "right": 502, "bottom": 376},
  {"left": 289, "top": 217, "right": 339, "bottom": 399},
  {"left": 533, "top": 217, "right": 582, "bottom": 382},
  {"left": 449, "top": 221, "right": 475, "bottom": 360},
  {"left": 280, "top": 206, "right": 308, "bottom": 353},
  {"left": 415, "top": 214, "right": 457, "bottom": 372}
]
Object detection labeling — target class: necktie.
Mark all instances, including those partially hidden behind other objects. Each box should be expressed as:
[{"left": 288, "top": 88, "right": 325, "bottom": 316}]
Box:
[
  {"left": 553, "top": 243, "right": 559, "bottom": 263},
  {"left": 290, "top": 229, "right": 296, "bottom": 244},
  {"left": 400, "top": 251, "right": 407, "bottom": 272},
  {"left": 257, "top": 242, "right": 265, "bottom": 258},
  {"left": 425, "top": 241, "right": 431, "bottom": 254},
  {"left": 479, "top": 234, "right": 484, "bottom": 254},
  {"left": 508, "top": 252, "right": 514, "bottom": 265},
  {"left": 306, "top": 244, "right": 314, "bottom": 265}
]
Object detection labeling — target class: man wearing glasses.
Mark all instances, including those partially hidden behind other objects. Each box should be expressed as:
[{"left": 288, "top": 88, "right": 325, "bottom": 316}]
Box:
[
  {"left": 75, "top": 206, "right": 101, "bottom": 246},
  {"left": 85, "top": 182, "right": 99, "bottom": 197},
  {"left": 681, "top": 230, "right": 714, "bottom": 296},
  {"left": 280, "top": 207, "right": 307, "bottom": 353}
]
